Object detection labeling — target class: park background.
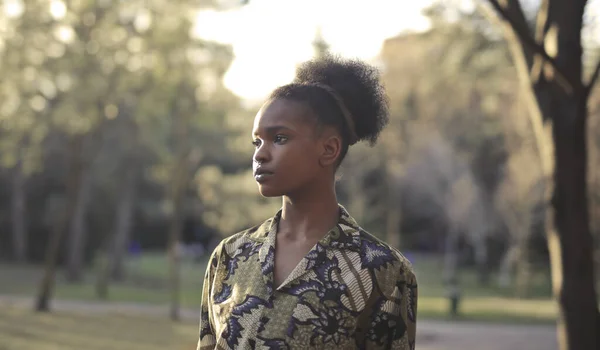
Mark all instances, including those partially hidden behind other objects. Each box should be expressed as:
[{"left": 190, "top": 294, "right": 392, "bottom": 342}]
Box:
[{"left": 1, "top": 0, "right": 600, "bottom": 349}]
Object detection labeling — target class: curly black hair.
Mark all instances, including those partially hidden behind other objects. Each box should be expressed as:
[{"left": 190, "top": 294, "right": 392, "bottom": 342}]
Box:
[{"left": 269, "top": 55, "right": 389, "bottom": 163}]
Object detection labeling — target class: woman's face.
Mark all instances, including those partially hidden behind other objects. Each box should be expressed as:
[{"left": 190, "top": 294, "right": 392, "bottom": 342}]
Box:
[{"left": 251, "top": 99, "right": 324, "bottom": 197}]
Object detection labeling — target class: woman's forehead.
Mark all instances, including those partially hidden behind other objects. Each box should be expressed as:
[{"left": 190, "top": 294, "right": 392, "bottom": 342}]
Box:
[{"left": 253, "top": 99, "right": 315, "bottom": 132}]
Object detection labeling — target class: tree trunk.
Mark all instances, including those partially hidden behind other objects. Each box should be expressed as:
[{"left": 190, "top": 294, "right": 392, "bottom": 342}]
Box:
[
  {"left": 168, "top": 93, "right": 191, "bottom": 321},
  {"left": 473, "top": 234, "right": 489, "bottom": 286},
  {"left": 538, "top": 2, "right": 599, "bottom": 347},
  {"left": 498, "top": 243, "right": 518, "bottom": 288},
  {"left": 481, "top": 1, "right": 600, "bottom": 347},
  {"left": 110, "top": 165, "right": 138, "bottom": 281},
  {"left": 95, "top": 163, "right": 138, "bottom": 298},
  {"left": 384, "top": 162, "right": 401, "bottom": 250},
  {"left": 65, "top": 159, "right": 94, "bottom": 282},
  {"left": 168, "top": 150, "right": 188, "bottom": 321},
  {"left": 95, "top": 242, "right": 110, "bottom": 300},
  {"left": 590, "top": 116, "right": 600, "bottom": 294},
  {"left": 443, "top": 227, "right": 460, "bottom": 284},
  {"left": 35, "top": 136, "right": 83, "bottom": 312},
  {"left": 443, "top": 227, "right": 461, "bottom": 317},
  {"left": 11, "top": 159, "right": 27, "bottom": 263},
  {"left": 347, "top": 173, "right": 365, "bottom": 224},
  {"left": 385, "top": 205, "right": 400, "bottom": 250},
  {"left": 515, "top": 233, "right": 532, "bottom": 297},
  {"left": 168, "top": 194, "right": 184, "bottom": 321},
  {"left": 550, "top": 96, "right": 598, "bottom": 349}
]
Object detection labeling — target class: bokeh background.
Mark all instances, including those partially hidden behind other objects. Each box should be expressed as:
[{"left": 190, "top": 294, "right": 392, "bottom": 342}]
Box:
[{"left": 1, "top": 0, "right": 599, "bottom": 349}]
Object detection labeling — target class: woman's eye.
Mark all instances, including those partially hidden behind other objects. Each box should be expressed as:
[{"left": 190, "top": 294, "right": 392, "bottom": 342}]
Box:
[
  {"left": 274, "top": 135, "right": 288, "bottom": 144},
  {"left": 252, "top": 139, "right": 261, "bottom": 148}
]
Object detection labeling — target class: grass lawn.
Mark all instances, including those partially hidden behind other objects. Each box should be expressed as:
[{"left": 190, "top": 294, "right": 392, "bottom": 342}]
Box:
[
  {"left": 0, "top": 252, "right": 558, "bottom": 324},
  {"left": 0, "top": 304, "right": 198, "bottom": 350},
  {"left": 409, "top": 254, "right": 556, "bottom": 324},
  {"left": 0, "top": 253, "right": 205, "bottom": 308}
]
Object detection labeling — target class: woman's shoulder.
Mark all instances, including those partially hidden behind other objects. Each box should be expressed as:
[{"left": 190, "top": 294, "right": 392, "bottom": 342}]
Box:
[
  {"left": 208, "top": 217, "right": 275, "bottom": 258},
  {"left": 353, "top": 228, "right": 416, "bottom": 282}
]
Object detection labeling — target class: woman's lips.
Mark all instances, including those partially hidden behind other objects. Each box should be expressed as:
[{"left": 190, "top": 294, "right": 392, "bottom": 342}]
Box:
[{"left": 254, "top": 170, "right": 274, "bottom": 183}]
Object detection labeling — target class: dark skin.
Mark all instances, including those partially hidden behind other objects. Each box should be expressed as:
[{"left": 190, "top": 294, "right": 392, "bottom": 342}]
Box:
[{"left": 252, "top": 98, "right": 345, "bottom": 288}]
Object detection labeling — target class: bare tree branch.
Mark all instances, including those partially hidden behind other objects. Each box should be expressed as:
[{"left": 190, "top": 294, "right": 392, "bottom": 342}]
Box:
[
  {"left": 586, "top": 59, "right": 600, "bottom": 96},
  {"left": 490, "top": 0, "right": 532, "bottom": 40},
  {"left": 485, "top": 0, "right": 581, "bottom": 93}
]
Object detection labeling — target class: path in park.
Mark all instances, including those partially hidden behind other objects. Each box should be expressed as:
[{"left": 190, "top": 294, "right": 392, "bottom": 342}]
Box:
[
  {"left": 0, "top": 295, "right": 557, "bottom": 350},
  {"left": 416, "top": 320, "right": 557, "bottom": 350}
]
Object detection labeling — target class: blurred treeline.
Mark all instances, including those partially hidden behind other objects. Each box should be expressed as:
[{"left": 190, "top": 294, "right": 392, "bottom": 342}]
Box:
[{"left": 0, "top": 1, "right": 599, "bottom": 294}]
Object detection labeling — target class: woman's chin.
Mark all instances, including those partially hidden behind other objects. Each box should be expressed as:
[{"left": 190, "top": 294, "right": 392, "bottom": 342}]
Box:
[{"left": 257, "top": 185, "right": 282, "bottom": 198}]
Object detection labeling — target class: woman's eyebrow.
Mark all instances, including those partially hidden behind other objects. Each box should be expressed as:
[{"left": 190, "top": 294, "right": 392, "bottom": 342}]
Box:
[{"left": 253, "top": 125, "right": 294, "bottom": 136}]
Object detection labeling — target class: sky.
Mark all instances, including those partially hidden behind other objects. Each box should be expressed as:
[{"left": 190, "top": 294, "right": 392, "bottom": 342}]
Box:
[
  {"left": 2, "top": 0, "right": 438, "bottom": 105},
  {"left": 192, "top": 0, "right": 436, "bottom": 103},
  {"left": 4, "top": 0, "right": 598, "bottom": 104},
  {"left": 192, "top": 0, "right": 600, "bottom": 104}
]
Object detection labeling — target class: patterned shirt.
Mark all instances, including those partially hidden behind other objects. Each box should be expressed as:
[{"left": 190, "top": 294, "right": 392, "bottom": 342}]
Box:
[{"left": 197, "top": 205, "right": 418, "bottom": 350}]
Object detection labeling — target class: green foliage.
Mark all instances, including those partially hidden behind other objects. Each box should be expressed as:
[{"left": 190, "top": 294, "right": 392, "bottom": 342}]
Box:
[
  {"left": 377, "top": 10, "right": 522, "bottom": 254},
  {"left": 196, "top": 166, "right": 281, "bottom": 235},
  {"left": 0, "top": 0, "right": 243, "bottom": 262}
]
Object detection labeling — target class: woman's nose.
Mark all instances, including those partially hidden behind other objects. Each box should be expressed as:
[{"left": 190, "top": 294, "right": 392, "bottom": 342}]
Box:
[{"left": 253, "top": 144, "right": 269, "bottom": 163}]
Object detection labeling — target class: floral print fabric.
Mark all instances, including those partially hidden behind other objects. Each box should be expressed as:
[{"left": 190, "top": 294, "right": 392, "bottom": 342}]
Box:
[{"left": 197, "top": 205, "right": 418, "bottom": 349}]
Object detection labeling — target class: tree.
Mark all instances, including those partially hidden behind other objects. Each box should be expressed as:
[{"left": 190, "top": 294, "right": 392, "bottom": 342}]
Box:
[
  {"left": 379, "top": 17, "right": 511, "bottom": 274},
  {"left": 95, "top": 114, "right": 141, "bottom": 299},
  {"left": 0, "top": 0, "right": 56, "bottom": 263},
  {"left": 495, "top": 144, "right": 543, "bottom": 295},
  {"left": 402, "top": 133, "right": 486, "bottom": 272},
  {"left": 480, "top": 1, "right": 600, "bottom": 348},
  {"left": 26, "top": 0, "right": 240, "bottom": 312},
  {"left": 312, "top": 26, "right": 330, "bottom": 59}
]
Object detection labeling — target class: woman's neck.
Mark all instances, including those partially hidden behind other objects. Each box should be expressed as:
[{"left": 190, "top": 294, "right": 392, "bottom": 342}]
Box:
[{"left": 278, "top": 185, "right": 339, "bottom": 242}]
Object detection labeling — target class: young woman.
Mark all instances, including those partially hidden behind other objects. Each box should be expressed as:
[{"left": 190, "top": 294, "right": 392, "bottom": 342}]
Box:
[{"left": 197, "top": 56, "right": 417, "bottom": 350}]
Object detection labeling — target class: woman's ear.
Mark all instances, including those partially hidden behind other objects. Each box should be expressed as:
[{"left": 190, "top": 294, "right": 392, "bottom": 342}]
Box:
[{"left": 319, "top": 134, "right": 342, "bottom": 167}]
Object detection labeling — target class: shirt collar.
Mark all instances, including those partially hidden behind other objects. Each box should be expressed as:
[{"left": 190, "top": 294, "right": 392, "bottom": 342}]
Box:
[{"left": 252, "top": 204, "right": 362, "bottom": 251}]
